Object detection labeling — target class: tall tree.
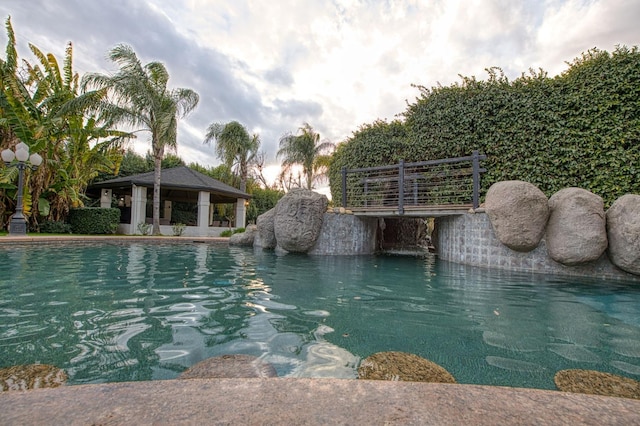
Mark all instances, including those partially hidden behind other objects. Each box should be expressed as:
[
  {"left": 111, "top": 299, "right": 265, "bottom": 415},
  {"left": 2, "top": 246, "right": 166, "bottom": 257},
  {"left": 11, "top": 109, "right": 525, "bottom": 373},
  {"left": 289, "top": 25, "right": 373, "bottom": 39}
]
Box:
[
  {"left": 80, "top": 44, "right": 199, "bottom": 234},
  {"left": 277, "top": 123, "right": 335, "bottom": 190},
  {"left": 1, "top": 17, "right": 126, "bottom": 225},
  {"left": 204, "top": 120, "right": 259, "bottom": 192}
]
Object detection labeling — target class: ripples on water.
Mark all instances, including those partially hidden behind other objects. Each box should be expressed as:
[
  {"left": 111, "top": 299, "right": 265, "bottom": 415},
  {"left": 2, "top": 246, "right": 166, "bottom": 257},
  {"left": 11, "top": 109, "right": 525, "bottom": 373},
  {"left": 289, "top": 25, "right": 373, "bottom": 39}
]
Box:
[{"left": 0, "top": 242, "right": 639, "bottom": 390}]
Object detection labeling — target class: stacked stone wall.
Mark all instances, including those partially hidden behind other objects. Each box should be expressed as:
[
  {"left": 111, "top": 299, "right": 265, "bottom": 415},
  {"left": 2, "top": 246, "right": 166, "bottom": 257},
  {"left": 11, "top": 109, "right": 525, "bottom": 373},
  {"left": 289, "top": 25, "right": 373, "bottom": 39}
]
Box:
[
  {"left": 435, "top": 212, "right": 639, "bottom": 281},
  {"left": 308, "top": 214, "right": 378, "bottom": 255}
]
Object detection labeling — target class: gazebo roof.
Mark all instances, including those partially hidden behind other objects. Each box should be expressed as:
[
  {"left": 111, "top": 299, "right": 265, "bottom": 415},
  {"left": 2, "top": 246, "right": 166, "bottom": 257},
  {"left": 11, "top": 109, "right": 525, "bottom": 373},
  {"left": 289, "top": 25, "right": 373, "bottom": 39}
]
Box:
[{"left": 91, "top": 166, "right": 250, "bottom": 201}]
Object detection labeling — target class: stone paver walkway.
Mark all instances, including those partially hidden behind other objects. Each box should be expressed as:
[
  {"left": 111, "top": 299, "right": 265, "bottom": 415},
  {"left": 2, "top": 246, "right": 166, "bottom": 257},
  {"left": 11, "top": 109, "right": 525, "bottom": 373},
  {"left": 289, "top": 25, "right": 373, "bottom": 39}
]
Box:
[{"left": 1, "top": 378, "right": 639, "bottom": 425}]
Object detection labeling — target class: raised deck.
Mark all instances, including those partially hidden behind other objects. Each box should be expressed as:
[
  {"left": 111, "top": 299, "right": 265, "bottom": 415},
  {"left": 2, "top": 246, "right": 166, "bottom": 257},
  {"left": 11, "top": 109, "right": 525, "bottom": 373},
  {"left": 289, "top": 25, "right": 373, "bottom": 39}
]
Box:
[{"left": 350, "top": 204, "right": 474, "bottom": 217}]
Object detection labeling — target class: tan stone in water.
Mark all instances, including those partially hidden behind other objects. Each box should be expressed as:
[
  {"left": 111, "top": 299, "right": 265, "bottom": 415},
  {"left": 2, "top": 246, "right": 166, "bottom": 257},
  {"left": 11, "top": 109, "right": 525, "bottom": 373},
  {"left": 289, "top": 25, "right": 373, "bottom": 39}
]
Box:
[
  {"left": 179, "top": 355, "right": 277, "bottom": 379},
  {"left": 358, "top": 351, "right": 456, "bottom": 383},
  {"left": 606, "top": 194, "right": 640, "bottom": 275},
  {"left": 0, "top": 364, "right": 67, "bottom": 391},
  {"left": 547, "top": 188, "right": 608, "bottom": 265},
  {"left": 554, "top": 369, "right": 640, "bottom": 400}
]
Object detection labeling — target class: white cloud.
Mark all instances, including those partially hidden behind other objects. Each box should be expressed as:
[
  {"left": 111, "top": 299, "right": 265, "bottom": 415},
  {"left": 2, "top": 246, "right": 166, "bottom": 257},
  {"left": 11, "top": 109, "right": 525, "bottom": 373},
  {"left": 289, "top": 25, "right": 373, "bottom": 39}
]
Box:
[
  {"left": 0, "top": 0, "right": 638, "bottom": 178},
  {"left": 534, "top": 0, "right": 640, "bottom": 75}
]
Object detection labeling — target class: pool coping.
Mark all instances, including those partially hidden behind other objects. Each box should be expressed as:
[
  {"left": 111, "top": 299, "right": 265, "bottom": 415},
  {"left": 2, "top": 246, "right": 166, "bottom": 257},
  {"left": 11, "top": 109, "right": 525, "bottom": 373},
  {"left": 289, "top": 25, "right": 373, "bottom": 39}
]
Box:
[
  {"left": 1, "top": 378, "right": 639, "bottom": 425},
  {"left": 0, "top": 235, "right": 230, "bottom": 244}
]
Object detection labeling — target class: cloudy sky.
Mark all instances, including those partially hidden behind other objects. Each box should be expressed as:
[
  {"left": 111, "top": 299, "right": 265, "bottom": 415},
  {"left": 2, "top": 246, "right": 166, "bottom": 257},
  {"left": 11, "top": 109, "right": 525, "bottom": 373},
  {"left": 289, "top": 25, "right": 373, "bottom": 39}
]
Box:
[{"left": 1, "top": 0, "right": 639, "bottom": 182}]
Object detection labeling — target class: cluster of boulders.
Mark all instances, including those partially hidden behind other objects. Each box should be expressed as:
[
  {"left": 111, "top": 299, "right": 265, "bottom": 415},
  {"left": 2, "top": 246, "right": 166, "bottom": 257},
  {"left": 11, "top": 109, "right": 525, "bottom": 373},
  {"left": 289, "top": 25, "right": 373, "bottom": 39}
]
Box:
[
  {"left": 356, "top": 352, "right": 640, "bottom": 398},
  {"left": 485, "top": 181, "right": 640, "bottom": 276},
  {"left": 230, "top": 189, "right": 329, "bottom": 253}
]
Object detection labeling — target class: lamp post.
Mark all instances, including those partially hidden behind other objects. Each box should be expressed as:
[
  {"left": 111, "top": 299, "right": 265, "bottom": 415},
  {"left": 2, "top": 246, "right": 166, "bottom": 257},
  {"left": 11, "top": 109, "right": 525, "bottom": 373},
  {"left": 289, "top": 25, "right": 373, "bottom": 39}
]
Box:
[{"left": 2, "top": 142, "right": 43, "bottom": 236}]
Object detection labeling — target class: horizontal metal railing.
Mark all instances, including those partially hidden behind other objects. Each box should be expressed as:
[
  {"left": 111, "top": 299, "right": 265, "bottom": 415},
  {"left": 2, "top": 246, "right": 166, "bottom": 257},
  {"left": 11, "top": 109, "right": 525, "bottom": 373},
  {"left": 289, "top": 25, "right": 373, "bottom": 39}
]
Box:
[{"left": 341, "top": 150, "right": 486, "bottom": 215}]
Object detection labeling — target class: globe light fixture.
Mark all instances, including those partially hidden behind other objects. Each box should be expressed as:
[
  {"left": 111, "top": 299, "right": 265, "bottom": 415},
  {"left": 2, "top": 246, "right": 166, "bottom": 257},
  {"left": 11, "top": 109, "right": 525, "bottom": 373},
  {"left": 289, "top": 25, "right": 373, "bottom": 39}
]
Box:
[{"left": 2, "top": 142, "right": 43, "bottom": 236}]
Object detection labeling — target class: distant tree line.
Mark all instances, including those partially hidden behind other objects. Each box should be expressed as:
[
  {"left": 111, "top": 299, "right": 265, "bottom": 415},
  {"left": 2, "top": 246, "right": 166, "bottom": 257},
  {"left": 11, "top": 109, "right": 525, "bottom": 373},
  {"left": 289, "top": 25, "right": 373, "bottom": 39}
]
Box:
[{"left": 329, "top": 46, "right": 640, "bottom": 206}]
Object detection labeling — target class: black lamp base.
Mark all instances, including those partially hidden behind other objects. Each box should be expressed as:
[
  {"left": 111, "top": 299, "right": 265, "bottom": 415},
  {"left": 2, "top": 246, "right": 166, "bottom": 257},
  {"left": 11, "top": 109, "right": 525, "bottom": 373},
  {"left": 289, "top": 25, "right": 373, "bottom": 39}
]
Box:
[{"left": 8, "top": 216, "right": 28, "bottom": 235}]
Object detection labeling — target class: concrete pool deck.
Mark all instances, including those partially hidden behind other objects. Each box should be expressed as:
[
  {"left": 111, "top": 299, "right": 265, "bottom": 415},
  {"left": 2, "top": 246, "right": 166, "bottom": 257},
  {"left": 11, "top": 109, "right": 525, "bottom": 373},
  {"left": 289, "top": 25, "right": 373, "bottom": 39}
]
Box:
[{"left": 1, "top": 378, "right": 639, "bottom": 425}]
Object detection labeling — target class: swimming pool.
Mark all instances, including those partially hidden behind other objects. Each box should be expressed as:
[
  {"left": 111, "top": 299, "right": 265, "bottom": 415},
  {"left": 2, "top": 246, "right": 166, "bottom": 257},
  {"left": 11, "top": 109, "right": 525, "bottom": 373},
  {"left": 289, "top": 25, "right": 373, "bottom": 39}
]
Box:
[{"left": 1, "top": 242, "right": 639, "bottom": 389}]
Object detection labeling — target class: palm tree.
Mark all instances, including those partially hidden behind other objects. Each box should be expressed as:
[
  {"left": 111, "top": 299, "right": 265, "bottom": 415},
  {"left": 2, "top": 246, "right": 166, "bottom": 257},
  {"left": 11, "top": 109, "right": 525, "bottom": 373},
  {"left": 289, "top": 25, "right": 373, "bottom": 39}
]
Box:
[
  {"left": 204, "top": 121, "right": 259, "bottom": 192},
  {"left": 80, "top": 44, "right": 199, "bottom": 235},
  {"left": 277, "top": 123, "right": 335, "bottom": 190}
]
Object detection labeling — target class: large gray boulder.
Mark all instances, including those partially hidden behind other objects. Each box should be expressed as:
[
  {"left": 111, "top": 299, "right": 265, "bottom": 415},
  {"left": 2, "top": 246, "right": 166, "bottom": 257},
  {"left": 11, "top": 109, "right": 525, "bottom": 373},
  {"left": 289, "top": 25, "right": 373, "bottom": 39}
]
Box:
[
  {"left": 606, "top": 194, "right": 640, "bottom": 275},
  {"left": 229, "top": 224, "right": 257, "bottom": 246},
  {"left": 484, "top": 180, "right": 549, "bottom": 252},
  {"left": 546, "top": 188, "right": 607, "bottom": 265},
  {"left": 273, "top": 189, "right": 328, "bottom": 253},
  {"left": 256, "top": 208, "right": 277, "bottom": 249}
]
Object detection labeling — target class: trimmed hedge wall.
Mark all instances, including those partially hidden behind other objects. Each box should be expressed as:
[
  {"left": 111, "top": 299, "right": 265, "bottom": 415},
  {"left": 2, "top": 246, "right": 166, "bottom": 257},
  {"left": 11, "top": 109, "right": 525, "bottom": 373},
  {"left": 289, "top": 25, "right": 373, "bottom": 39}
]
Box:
[{"left": 68, "top": 208, "right": 120, "bottom": 234}]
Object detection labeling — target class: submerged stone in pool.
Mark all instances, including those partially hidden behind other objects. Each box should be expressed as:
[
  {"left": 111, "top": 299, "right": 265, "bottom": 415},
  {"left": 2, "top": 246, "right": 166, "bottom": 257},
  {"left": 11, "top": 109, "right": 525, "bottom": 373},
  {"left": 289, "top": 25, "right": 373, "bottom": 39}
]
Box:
[
  {"left": 178, "top": 355, "right": 277, "bottom": 379},
  {"left": 357, "top": 351, "right": 456, "bottom": 383},
  {"left": 0, "top": 364, "right": 67, "bottom": 391},
  {"left": 554, "top": 369, "right": 640, "bottom": 399}
]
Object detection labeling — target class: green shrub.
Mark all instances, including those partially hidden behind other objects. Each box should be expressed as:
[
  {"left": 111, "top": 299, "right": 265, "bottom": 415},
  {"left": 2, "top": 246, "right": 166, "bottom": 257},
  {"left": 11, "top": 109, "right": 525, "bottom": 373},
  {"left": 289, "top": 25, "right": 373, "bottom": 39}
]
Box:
[
  {"left": 246, "top": 188, "right": 285, "bottom": 223},
  {"left": 171, "top": 209, "right": 196, "bottom": 225},
  {"left": 68, "top": 208, "right": 120, "bottom": 234},
  {"left": 137, "top": 222, "right": 151, "bottom": 235},
  {"left": 219, "top": 228, "right": 244, "bottom": 237},
  {"left": 39, "top": 220, "right": 72, "bottom": 234},
  {"left": 172, "top": 223, "right": 186, "bottom": 236}
]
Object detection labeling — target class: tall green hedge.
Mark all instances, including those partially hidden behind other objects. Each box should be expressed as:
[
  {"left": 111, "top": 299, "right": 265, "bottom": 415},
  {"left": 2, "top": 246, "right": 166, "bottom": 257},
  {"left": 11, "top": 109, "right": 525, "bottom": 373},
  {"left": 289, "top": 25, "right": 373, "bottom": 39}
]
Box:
[
  {"left": 246, "top": 187, "right": 285, "bottom": 224},
  {"left": 329, "top": 46, "right": 640, "bottom": 206},
  {"left": 328, "top": 119, "right": 409, "bottom": 201},
  {"left": 69, "top": 208, "right": 120, "bottom": 234}
]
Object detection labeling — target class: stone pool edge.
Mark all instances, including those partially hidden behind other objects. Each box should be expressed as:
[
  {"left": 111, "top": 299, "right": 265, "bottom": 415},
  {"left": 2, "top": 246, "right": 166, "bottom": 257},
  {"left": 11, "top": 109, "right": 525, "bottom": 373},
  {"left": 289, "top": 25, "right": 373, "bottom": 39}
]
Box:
[
  {"left": 0, "top": 235, "right": 230, "bottom": 244},
  {"left": 1, "top": 378, "right": 638, "bottom": 425}
]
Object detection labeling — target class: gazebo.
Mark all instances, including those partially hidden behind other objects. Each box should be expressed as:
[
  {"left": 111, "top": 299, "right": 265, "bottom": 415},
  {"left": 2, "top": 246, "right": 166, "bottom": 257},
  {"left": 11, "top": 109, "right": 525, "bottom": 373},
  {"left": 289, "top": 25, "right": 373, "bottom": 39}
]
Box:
[{"left": 89, "top": 166, "right": 251, "bottom": 237}]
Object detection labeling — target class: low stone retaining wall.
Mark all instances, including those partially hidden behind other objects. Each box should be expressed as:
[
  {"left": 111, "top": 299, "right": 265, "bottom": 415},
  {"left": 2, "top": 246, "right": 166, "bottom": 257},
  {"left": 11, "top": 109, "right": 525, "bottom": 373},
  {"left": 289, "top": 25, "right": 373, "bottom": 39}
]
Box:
[
  {"left": 255, "top": 213, "right": 378, "bottom": 255},
  {"left": 435, "top": 212, "right": 640, "bottom": 281},
  {"left": 308, "top": 214, "right": 378, "bottom": 255}
]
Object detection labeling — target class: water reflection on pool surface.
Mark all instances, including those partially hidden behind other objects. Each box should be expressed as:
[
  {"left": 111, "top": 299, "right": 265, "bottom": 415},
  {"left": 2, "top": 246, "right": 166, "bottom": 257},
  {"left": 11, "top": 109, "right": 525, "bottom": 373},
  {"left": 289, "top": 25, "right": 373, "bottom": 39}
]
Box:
[{"left": 0, "top": 242, "right": 639, "bottom": 389}]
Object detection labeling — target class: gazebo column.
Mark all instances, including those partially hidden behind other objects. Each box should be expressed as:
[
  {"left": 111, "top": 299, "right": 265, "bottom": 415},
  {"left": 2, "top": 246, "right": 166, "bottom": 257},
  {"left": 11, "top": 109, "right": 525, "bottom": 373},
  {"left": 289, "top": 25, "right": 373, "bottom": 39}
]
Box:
[
  {"left": 130, "top": 185, "right": 147, "bottom": 233},
  {"left": 197, "top": 191, "right": 210, "bottom": 229},
  {"left": 164, "top": 200, "right": 172, "bottom": 223},
  {"left": 100, "top": 189, "right": 112, "bottom": 208},
  {"left": 235, "top": 198, "right": 247, "bottom": 228}
]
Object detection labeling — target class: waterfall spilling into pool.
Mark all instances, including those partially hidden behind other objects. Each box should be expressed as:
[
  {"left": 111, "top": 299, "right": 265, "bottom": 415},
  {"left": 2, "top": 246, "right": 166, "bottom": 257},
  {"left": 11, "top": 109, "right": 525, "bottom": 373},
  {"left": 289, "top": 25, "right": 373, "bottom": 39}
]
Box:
[{"left": 1, "top": 242, "right": 639, "bottom": 389}]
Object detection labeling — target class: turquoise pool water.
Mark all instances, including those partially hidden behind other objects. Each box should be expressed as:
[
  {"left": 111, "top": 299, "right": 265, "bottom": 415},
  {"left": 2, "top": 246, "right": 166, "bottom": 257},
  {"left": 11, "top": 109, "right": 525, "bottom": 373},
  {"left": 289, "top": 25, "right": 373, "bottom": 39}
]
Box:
[{"left": 0, "top": 242, "right": 639, "bottom": 389}]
